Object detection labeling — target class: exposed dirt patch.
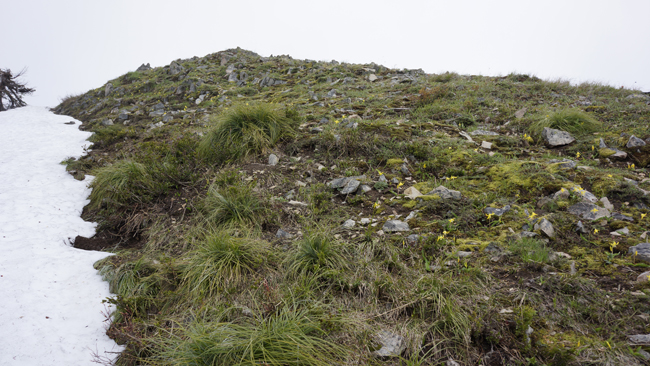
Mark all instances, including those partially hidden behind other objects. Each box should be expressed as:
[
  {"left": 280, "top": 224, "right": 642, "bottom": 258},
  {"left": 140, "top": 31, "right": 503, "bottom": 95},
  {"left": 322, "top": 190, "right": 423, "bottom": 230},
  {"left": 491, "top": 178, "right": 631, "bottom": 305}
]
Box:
[{"left": 73, "top": 232, "right": 143, "bottom": 251}]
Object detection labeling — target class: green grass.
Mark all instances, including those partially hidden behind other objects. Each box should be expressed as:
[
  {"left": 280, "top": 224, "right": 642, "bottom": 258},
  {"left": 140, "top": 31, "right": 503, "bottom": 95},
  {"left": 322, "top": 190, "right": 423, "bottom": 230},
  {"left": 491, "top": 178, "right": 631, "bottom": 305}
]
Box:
[
  {"left": 509, "top": 237, "right": 552, "bottom": 263},
  {"left": 286, "top": 232, "right": 347, "bottom": 275},
  {"left": 197, "top": 103, "right": 298, "bottom": 163},
  {"left": 155, "top": 302, "right": 345, "bottom": 366},
  {"left": 202, "top": 183, "right": 266, "bottom": 227},
  {"left": 89, "top": 160, "right": 158, "bottom": 209},
  {"left": 181, "top": 231, "right": 269, "bottom": 299},
  {"left": 529, "top": 108, "right": 603, "bottom": 138}
]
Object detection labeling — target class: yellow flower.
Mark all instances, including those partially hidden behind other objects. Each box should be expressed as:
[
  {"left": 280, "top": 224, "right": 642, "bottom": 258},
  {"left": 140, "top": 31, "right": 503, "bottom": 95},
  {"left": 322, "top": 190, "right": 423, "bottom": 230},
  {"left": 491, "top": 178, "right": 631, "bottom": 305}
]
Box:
[
  {"left": 606, "top": 341, "right": 611, "bottom": 349},
  {"left": 377, "top": 169, "right": 383, "bottom": 176},
  {"left": 641, "top": 213, "right": 647, "bottom": 219},
  {"left": 335, "top": 120, "right": 340, "bottom": 124},
  {"left": 529, "top": 212, "right": 537, "bottom": 219},
  {"left": 594, "top": 228, "right": 599, "bottom": 234},
  {"left": 397, "top": 182, "right": 404, "bottom": 189},
  {"left": 443, "top": 230, "right": 449, "bottom": 236},
  {"left": 373, "top": 201, "right": 380, "bottom": 209},
  {"left": 436, "top": 235, "right": 444, "bottom": 241},
  {"left": 449, "top": 218, "right": 455, "bottom": 223},
  {"left": 591, "top": 145, "right": 595, "bottom": 151},
  {"left": 591, "top": 208, "right": 598, "bottom": 213},
  {"left": 576, "top": 152, "right": 581, "bottom": 158},
  {"left": 607, "top": 174, "right": 612, "bottom": 178},
  {"left": 423, "top": 163, "right": 427, "bottom": 169},
  {"left": 486, "top": 213, "right": 494, "bottom": 220}
]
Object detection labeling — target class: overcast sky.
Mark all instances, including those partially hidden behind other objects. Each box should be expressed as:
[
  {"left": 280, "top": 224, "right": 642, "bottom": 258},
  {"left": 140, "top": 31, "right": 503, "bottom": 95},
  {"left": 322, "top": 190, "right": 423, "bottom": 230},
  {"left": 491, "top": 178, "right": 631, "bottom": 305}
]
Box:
[{"left": 4, "top": 0, "right": 650, "bottom": 107}]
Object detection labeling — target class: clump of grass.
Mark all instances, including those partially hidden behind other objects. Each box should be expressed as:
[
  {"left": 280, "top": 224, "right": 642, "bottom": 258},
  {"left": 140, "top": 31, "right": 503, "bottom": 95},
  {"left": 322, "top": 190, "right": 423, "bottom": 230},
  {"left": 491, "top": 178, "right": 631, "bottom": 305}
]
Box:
[
  {"left": 155, "top": 302, "right": 345, "bottom": 366},
  {"left": 89, "top": 160, "right": 160, "bottom": 209},
  {"left": 202, "top": 183, "right": 266, "bottom": 227},
  {"left": 182, "top": 231, "right": 269, "bottom": 298},
  {"left": 286, "top": 232, "right": 347, "bottom": 274},
  {"left": 509, "top": 237, "right": 551, "bottom": 263},
  {"left": 529, "top": 109, "right": 602, "bottom": 138},
  {"left": 89, "top": 125, "right": 135, "bottom": 147},
  {"left": 198, "top": 103, "right": 297, "bottom": 163}
]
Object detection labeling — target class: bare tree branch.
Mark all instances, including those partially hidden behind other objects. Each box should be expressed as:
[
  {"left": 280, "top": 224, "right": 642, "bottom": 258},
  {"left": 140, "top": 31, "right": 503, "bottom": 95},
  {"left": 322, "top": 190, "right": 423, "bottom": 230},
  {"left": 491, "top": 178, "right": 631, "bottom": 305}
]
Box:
[{"left": 0, "top": 68, "right": 35, "bottom": 111}]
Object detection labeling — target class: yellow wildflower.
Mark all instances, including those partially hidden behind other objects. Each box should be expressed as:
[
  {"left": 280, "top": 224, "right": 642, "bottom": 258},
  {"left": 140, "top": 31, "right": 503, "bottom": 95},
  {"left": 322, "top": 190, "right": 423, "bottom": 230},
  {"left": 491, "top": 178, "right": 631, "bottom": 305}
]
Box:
[
  {"left": 594, "top": 228, "right": 599, "bottom": 234},
  {"left": 443, "top": 230, "right": 449, "bottom": 236},
  {"left": 449, "top": 218, "right": 455, "bottom": 223}
]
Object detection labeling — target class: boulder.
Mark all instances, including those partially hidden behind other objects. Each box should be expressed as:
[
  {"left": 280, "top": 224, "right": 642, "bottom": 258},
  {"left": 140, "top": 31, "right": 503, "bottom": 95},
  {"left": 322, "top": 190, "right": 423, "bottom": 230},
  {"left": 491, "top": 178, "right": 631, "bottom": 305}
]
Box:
[
  {"left": 628, "top": 243, "right": 650, "bottom": 263},
  {"left": 567, "top": 202, "right": 610, "bottom": 220},
  {"left": 136, "top": 63, "right": 152, "bottom": 71},
  {"left": 484, "top": 205, "right": 510, "bottom": 217},
  {"left": 382, "top": 220, "right": 410, "bottom": 232},
  {"left": 427, "top": 185, "right": 461, "bottom": 200},
  {"left": 542, "top": 127, "right": 575, "bottom": 147},
  {"left": 534, "top": 218, "right": 555, "bottom": 238},
  {"left": 627, "top": 135, "right": 647, "bottom": 148}
]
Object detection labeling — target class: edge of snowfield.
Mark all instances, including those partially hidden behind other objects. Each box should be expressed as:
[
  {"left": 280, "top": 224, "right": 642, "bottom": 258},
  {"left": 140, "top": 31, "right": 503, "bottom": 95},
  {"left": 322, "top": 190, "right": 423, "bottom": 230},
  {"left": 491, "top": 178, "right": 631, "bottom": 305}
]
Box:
[{"left": 0, "top": 106, "right": 123, "bottom": 365}]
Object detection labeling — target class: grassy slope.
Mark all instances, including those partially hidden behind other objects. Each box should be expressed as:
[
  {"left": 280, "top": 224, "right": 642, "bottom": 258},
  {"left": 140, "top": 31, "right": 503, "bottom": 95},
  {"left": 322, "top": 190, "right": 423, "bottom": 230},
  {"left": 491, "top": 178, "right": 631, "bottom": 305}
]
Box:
[{"left": 54, "top": 48, "right": 650, "bottom": 365}]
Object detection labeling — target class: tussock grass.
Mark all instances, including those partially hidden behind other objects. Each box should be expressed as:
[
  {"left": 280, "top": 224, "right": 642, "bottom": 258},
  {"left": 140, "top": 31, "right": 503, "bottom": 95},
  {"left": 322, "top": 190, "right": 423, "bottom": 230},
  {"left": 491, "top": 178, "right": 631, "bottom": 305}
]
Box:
[
  {"left": 202, "top": 183, "right": 266, "bottom": 227},
  {"left": 285, "top": 232, "right": 347, "bottom": 275},
  {"left": 182, "top": 231, "right": 269, "bottom": 299},
  {"left": 509, "top": 237, "right": 551, "bottom": 263},
  {"left": 198, "top": 103, "right": 297, "bottom": 163},
  {"left": 529, "top": 108, "right": 602, "bottom": 138},
  {"left": 89, "top": 160, "right": 155, "bottom": 209},
  {"left": 155, "top": 302, "right": 345, "bottom": 366}
]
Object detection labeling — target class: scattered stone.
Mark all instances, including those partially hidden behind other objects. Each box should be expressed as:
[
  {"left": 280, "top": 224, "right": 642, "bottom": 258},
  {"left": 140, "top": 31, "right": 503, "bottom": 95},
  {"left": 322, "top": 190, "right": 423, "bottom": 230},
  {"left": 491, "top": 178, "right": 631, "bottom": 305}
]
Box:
[
  {"left": 169, "top": 61, "right": 184, "bottom": 75},
  {"left": 600, "top": 197, "right": 614, "bottom": 211},
  {"left": 327, "top": 89, "right": 338, "bottom": 98},
  {"left": 340, "top": 179, "right": 360, "bottom": 195},
  {"left": 612, "top": 212, "right": 634, "bottom": 222},
  {"left": 136, "top": 63, "right": 152, "bottom": 71},
  {"left": 148, "top": 121, "right": 164, "bottom": 130},
  {"left": 368, "top": 74, "right": 378, "bottom": 82},
  {"left": 628, "top": 334, "right": 650, "bottom": 344},
  {"left": 552, "top": 188, "right": 570, "bottom": 200},
  {"left": 521, "top": 231, "right": 538, "bottom": 238},
  {"left": 599, "top": 147, "right": 628, "bottom": 160},
  {"left": 484, "top": 205, "right": 510, "bottom": 217},
  {"left": 342, "top": 219, "right": 356, "bottom": 229},
  {"left": 360, "top": 218, "right": 372, "bottom": 225},
  {"left": 383, "top": 220, "right": 410, "bottom": 232},
  {"left": 295, "top": 181, "right": 307, "bottom": 187},
  {"left": 627, "top": 135, "right": 646, "bottom": 148},
  {"left": 104, "top": 83, "right": 113, "bottom": 97},
  {"left": 405, "top": 211, "right": 419, "bottom": 221},
  {"left": 285, "top": 190, "right": 295, "bottom": 200},
  {"left": 614, "top": 227, "right": 630, "bottom": 235},
  {"left": 310, "top": 127, "right": 323, "bottom": 133},
  {"left": 534, "top": 218, "right": 555, "bottom": 238},
  {"left": 391, "top": 177, "right": 400, "bottom": 184},
  {"left": 456, "top": 251, "right": 473, "bottom": 258},
  {"left": 101, "top": 119, "right": 114, "bottom": 126},
  {"left": 567, "top": 202, "right": 610, "bottom": 220},
  {"left": 406, "top": 234, "right": 421, "bottom": 245},
  {"left": 575, "top": 221, "right": 588, "bottom": 234},
  {"left": 372, "top": 331, "right": 405, "bottom": 358},
  {"left": 400, "top": 163, "right": 410, "bottom": 176},
  {"left": 359, "top": 185, "right": 372, "bottom": 194},
  {"left": 542, "top": 127, "right": 575, "bottom": 147},
  {"left": 427, "top": 185, "right": 462, "bottom": 200},
  {"left": 628, "top": 243, "right": 650, "bottom": 263},
  {"left": 288, "top": 200, "right": 308, "bottom": 207},
  {"left": 446, "top": 359, "right": 460, "bottom": 366},
  {"left": 404, "top": 187, "right": 423, "bottom": 199},
  {"left": 459, "top": 131, "right": 474, "bottom": 142},
  {"left": 481, "top": 141, "right": 492, "bottom": 149},
  {"left": 636, "top": 271, "right": 650, "bottom": 282},
  {"left": 268, "top": 154, "right": 279, "bottom": 166},
  {"left": 470, "top": 129, "right": 499, "bottom": 136},
  {"left": 515, "top": 107, "right": 527, "bottom": 119},
  {"left": 549, "top": 159, "right": 577, "bottom": 170},
  {"left": 162, "top": 114, "right": 173, "bottom": 123},
  {"left": 276, "top": 229, "right": 293, "bottom": 239}
]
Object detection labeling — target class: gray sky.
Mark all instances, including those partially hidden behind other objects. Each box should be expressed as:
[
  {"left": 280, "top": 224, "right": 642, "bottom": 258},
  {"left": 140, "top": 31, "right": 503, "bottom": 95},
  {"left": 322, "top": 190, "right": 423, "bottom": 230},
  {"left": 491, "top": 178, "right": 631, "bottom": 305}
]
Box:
[{"left": 4, "top": 0, "right": 650, "bottom": 107}]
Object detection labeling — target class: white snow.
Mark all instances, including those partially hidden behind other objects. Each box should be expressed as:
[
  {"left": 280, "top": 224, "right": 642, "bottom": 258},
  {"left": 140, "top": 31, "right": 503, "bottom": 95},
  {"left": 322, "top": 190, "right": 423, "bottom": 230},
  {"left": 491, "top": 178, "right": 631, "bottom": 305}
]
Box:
[{"left": 0, "top": 106, "right": 123, "bottom": 365}]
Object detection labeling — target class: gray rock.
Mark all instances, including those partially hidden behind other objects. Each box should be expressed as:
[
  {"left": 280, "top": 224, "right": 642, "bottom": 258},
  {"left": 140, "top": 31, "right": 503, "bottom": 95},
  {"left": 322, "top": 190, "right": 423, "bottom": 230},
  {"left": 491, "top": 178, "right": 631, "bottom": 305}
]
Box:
[
  {"left": 391, "top": 177, "right": 400, "bottom": 184},
  {"left": 599, "top": 138, "right": 607, "bottom": 148},
  {"left": 406, "top": 234, "right": 421, "bottom": 245},
  {"left": 600, "top": 197, "right": 614, "bottom": 211},
  {"left": 627, "top": 135, "right": 646, "bottom": 148},
  {"left": 340, "top": 179, "right": 361, "bottom": 195},
  {"left": 481, "top": 141, "right": 493, "bottom": 149},
  {"left": 470, "top": 129, "right": 499, "bottom": 136},
  {"left": 153, "top": 102, "right": 165, "bottom": 111},
  {"left": 372, "top": 331, "right": 405, "bottom": 358},
  {"left": 162, "top": 114, "right": 173, "bottom": 123},
  {"left": 136, "top": 63, "right": 151, "bottom": 71},
  {"left": 104, "top": 83, "right": 113, "bottom": 97},
  {"left": 400, "top": 163, "right": 410, "bottom": 176},
  {"left": 101, "top": 119, "right": 114, "bottom": 126},
  {"left": 427, "top": 185, "right": 462, "bottom": 200},
  {"left": 515, "top": 107, "right": 527, "bottom": 119},
  {"left": 342, "top": 219, "right": 356, "bottom": 229},
  {"left": 484, "top": 205, "right": 510, "bottom": 217},
  {"left": 368, "top": 74, "right": 378, "bottom": 82},
  {"left": 552, "top": 188, "right": 570, "bottom": 200},
  {"left": 148, "top": 121, "right": 164, "bottom": 130},
  {"left": 534, "top": 218, "right": 555, "bottom": 238},
  {"left": 627, "top": 243, "right": 650, "bottom": 263},
  {"left": 549, "top": 159, "right": 577, "bottom": 170},
  {"left": 383, "top": 220, "right": 410, "bottom": 232},
  {"left": 575, "top": 221, "right": 588, "bottom": 234},
  {"left": 628, "top": 334, "right": 650, "bottom": 344},
  {"left": 344, "top": 121, "right": 358, "bottom": 129},
  {"left": 117, "top": 112, "right": 129, "bottom": 120},
  {"left": 228, "top": 72, "right": 239, "bottom": 83},
  {"left": 456, "top": 251, "right": 473, "bottom": 258},
  {"left": 612, "top": 212, "right": 634, "bottom": 222},
  {"left": 521, "top": 231, "right": 538, "bottom": 238},
  {"left": 285, "top": 190, "right": 295, "bottom": 200},
  {"left": 567, "top": 202, "right": 610, "bottom": 220},
  {"left": 169, "top": 61, "right": 184, "bottom": 75},
  {"left": 327, "top": 89, "right": 338, "bottom": 98},
  {"left": 459, "top": 131, "right": 474, "bottom": 142},
  {"left": 268, "top": 154, "right": 279, "bottom": 166},
  {"left": 276, "top": 229, "right": 293, "bottom": 239},
  {"left": 359, "top": 185, "right": 372, "bottom": 194},
  {"left": 310, "top": 127, "right": 323, "bottom": 133},
  {"left": 149, "top": 110, "right": 165, "bottom": 117},
  {"left": 542, "top": 127, "right": 575, "bottom": 147},
  {"left": 378, "top": 175, "right": 388, "bottom": 183},
  {"left": 319, "top": 117, "right": 329, "bottom": 125},
  {"left": 446, "top": 359, "right": 460, "bottom": 366},
  {"left": 225, "top": 64, "right": 236, "bottom": 74}
]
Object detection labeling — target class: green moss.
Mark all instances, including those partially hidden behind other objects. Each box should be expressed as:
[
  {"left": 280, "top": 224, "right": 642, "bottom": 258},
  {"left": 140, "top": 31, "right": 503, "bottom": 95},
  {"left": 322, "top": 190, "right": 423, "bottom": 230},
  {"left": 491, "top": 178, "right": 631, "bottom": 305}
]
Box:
[
  {"left": 402, "top": 200, "right": 417, "bottom": 209},
  {"left": 386, "top": 158, "right": 404, "bottom": 167},
  {"left": 599, "top": 148, "right": 616, "bottom": 158},
  {"left": 487, "top": 161, "right": 562, "bottom": 196}
]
